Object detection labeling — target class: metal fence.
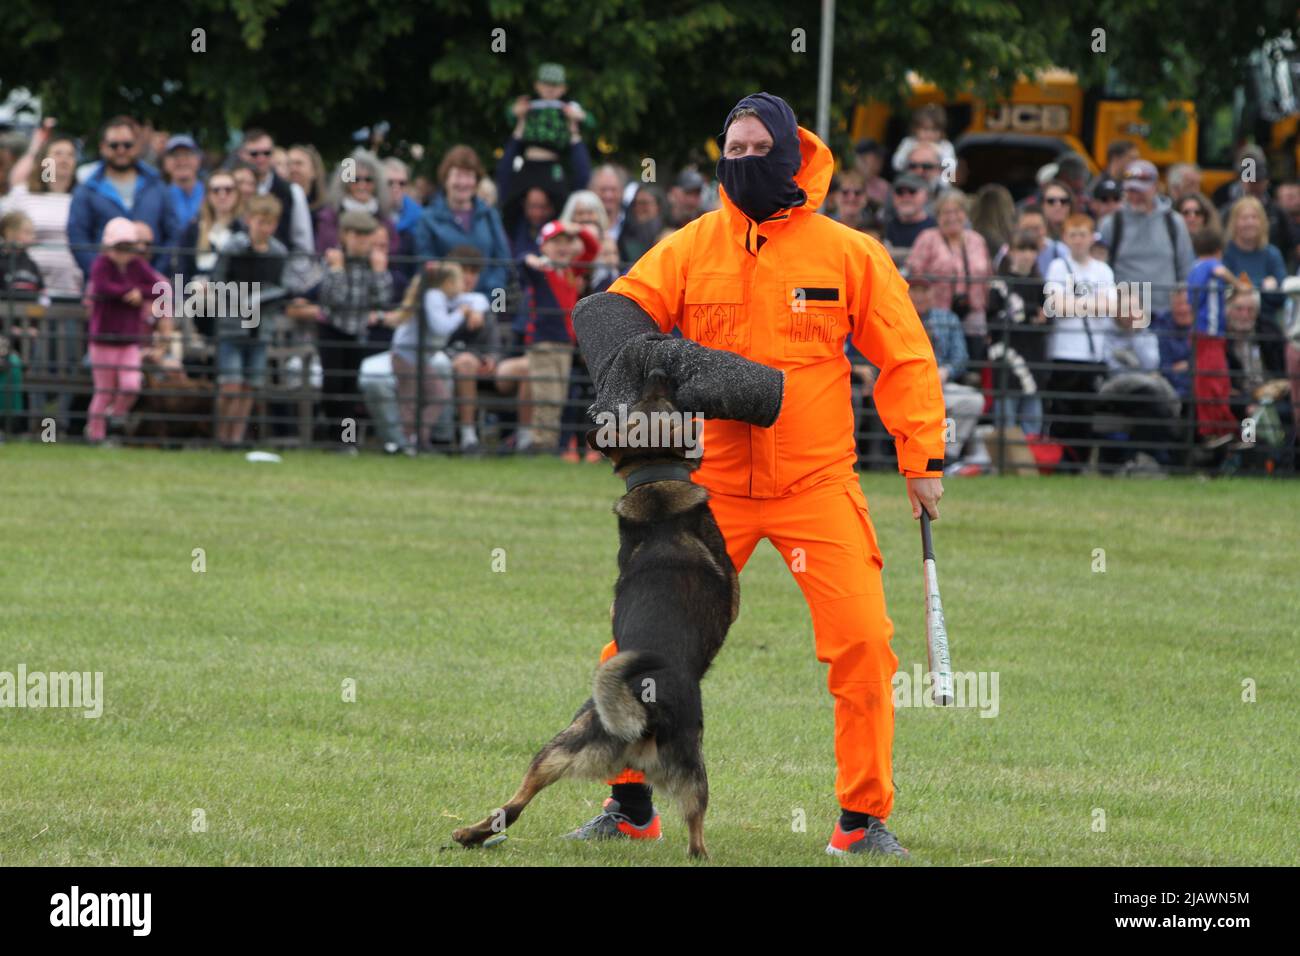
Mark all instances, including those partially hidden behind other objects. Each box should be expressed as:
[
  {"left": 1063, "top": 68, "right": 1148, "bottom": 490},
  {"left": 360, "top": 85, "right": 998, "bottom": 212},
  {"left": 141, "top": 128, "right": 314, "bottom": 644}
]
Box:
[{"left": 1, "top": 242, "right": 1296, "bottom": 476}]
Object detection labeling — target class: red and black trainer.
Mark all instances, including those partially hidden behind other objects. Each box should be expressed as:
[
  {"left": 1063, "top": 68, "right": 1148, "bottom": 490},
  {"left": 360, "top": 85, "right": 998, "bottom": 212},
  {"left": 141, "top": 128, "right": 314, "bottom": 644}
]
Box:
[
  {"left": 826, "top": 817, "right": 911, "bottom": 858},
  {"left": 563, "top": 797, "right": 662, "bottom": 841}
]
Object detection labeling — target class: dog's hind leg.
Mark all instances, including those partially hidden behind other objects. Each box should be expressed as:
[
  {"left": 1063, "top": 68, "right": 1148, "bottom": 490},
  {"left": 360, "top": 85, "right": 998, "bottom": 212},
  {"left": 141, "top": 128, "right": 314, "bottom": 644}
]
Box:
[
  {"left": 682, "top": 764, "right": 710, "bottom": 860},
  {"left": 453, "top": 707, "right": 614, "bottom": 847},
  {"left": 658, "top": 755, "right": 709, "bottom": 860}
]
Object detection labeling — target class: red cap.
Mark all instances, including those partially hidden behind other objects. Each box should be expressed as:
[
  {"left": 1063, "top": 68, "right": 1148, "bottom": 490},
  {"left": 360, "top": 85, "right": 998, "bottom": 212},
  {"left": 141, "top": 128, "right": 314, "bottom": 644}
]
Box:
[
  {"left": 537, "top": 219, "right": 567, "bottom": 244},
  {"left": 538, "top": 220, "right": 600, "bottom": 262}
]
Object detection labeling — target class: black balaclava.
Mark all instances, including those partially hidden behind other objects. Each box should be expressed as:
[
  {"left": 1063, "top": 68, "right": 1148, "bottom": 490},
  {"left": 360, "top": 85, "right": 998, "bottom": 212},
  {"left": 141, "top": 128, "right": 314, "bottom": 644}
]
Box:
[{"left": 716, "top": 92, "right": 806, "bottom": 223}]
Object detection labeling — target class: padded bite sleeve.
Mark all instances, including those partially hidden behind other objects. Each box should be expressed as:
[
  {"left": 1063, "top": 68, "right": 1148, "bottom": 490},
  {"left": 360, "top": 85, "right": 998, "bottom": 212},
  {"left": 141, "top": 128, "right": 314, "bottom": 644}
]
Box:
[{"left": 572, "top": 291, "right": 785, "bottom": 426}]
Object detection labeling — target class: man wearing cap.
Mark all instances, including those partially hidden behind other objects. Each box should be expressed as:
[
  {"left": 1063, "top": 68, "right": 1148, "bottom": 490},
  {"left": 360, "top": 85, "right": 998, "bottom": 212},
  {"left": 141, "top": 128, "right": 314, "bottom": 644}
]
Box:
[
  {"left": 163, "top": 134, "right": 204, "bottom": 231},
  {"left": 1088, "top": 177, "right": 1123, "bottom": 224},
  {"left": 667, "top": 168, "right": 707, "bottom": 228},
  {"left": 317, "top": 208, "right": 393, "bottom": 444},
  {"left": 569, "top": 92, "right": 947, "bottom": 858},
  {"left": 506, "top": 63, "right": 596, "bottom": 165},
  {"left": 500, "top": 64, "right": 594, "bottom": 200},
  {"left": 1098, "top": 159, "right": 1193, "bottom": 345},
  {"left": 884, "top": 173, "right": 937, "bottom": 249}
]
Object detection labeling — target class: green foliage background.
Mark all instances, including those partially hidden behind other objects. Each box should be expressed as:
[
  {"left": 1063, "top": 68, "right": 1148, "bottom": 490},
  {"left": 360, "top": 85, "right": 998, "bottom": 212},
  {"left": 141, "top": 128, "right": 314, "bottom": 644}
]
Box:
[{"left": 1, "top": 1, "right": 1295, "bottom": 169}]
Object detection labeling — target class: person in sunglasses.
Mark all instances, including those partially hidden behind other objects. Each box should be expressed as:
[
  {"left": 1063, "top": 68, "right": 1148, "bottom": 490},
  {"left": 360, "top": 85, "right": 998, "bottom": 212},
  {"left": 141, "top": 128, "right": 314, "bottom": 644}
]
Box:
[
  {"left": 313, "top": 149, "right": 399, "bottom": 260},
  {"left": 1088, "top": 177, "right": 1124, "bottom": 225},
  {"left": 901, "top": 141, "right": 946, "bottom": 199},
  {"left": 238, "top": 127, "right": 314, "bottom": 259},
  {"left": 883, "top": 173, "right": 936, "bottom": 249},
  {"left": 1175, "top": 192, "right": 1223, "bottom": 241},
  {"left": 832, "top": 170, "right": 879, "bottom": 231},
  {"left": 175, "top": 169, "right": 246, "bottom": 356},
  {"left": 1038, "top": 180, "right": 1076, "bottom": 242},
  {"left": 67, "top": 115, "right": 181, "bottom": 280}
]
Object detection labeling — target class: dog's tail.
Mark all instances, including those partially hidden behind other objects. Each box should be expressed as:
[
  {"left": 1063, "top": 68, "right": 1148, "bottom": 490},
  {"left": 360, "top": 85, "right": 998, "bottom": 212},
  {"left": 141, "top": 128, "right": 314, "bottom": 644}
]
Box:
[{"left": 592, "top": 651, "right": 667, "bottom": 741}]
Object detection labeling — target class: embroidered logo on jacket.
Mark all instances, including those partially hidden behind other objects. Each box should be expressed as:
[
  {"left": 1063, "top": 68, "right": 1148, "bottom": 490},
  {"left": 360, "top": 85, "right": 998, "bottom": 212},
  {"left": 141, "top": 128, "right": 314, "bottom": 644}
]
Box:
[
  {"left": 789, "top": 311, "right": 837, "bottom": 344},
  {"left": 693, "top": 304, "right": 739, "bottom": 345}
]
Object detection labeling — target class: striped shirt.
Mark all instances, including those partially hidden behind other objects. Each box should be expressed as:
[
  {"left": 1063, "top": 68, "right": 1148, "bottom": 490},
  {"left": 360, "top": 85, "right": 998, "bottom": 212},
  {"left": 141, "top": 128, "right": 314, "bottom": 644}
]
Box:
[{"left": 0, "top": 185, "right": 84, "bottom": 296}]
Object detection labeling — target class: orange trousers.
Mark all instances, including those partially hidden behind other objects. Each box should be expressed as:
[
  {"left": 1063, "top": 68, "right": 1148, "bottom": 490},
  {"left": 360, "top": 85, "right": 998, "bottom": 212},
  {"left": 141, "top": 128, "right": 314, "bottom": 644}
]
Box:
[{"left": 601, "top": 477, "right": 900, "bottom": 819}]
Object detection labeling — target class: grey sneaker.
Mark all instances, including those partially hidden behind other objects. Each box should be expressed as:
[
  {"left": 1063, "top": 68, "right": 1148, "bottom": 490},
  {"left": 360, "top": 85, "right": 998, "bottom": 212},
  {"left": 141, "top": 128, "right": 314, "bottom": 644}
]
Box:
[
  {"left": 826, "top": 817, "right": 911, "bottom": 859},
  {"left": 562, "top": 798, "right": 662, "bottom": 841}
]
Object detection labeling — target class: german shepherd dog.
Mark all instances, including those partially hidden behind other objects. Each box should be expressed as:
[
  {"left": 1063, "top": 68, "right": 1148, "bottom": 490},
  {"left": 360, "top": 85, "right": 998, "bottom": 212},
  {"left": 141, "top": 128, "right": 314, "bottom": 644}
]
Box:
[{"left": 452, "top": 369, "right": 738, "bottom": 858}]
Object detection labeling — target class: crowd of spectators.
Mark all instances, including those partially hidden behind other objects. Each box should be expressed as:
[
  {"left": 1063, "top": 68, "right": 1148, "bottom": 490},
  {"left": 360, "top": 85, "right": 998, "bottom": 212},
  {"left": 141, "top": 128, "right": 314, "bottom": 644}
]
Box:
[
  {"left": 1, "top": 87, "right": 1298, "bottom": 474},
  {"left": 838, "top": 107, "right": 1299, "bottom": 474}
]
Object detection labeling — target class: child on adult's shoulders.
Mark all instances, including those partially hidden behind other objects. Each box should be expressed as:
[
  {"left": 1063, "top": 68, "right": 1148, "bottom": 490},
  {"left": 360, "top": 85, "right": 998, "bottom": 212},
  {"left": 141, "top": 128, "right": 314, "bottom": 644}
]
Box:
[{"left": 507, "top": 62, "right": 596, "bottom": 164}]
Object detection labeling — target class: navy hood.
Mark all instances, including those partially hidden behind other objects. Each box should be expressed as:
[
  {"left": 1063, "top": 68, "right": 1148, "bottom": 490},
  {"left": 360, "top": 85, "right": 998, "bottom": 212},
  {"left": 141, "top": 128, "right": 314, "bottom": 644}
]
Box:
[{"left": 716, "top": 92, "right": 806, "bottom": 223}]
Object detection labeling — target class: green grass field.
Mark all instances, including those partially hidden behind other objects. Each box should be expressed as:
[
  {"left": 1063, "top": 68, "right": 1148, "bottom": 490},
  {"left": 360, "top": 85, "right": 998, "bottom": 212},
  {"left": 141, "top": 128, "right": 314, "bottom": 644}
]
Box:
[{"left": 1, "top": 443, "right": 1296, "bottom": 866}]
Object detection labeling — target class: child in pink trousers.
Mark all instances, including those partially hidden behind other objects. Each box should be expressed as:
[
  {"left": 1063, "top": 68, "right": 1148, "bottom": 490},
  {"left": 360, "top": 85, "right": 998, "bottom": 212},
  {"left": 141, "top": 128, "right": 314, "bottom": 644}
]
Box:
[{"left": 85, "top": 218, "right": 158, "bottom": 442}]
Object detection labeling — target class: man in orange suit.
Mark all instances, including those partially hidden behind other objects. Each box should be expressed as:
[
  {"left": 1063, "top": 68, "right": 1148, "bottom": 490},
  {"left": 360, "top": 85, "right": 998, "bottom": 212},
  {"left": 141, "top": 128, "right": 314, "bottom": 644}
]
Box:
[{"left": 569, "top": 92, "right": 946, "bottom": 857}]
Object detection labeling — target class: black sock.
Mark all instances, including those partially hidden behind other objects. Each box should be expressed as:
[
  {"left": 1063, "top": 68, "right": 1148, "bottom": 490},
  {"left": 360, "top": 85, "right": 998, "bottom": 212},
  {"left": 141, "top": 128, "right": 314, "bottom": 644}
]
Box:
[
  {"left": 611, "top": 783, "right": 654, "bottom": 826},
  {"left": 839, "top": 809, "right": 879, "bottom": 831}
]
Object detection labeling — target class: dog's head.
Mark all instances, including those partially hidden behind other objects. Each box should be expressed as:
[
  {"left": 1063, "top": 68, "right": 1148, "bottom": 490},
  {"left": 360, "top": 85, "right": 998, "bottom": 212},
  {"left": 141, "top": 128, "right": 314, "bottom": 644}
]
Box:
[{"left": 587, "top": 369, "right": 702, "bottom": 479}]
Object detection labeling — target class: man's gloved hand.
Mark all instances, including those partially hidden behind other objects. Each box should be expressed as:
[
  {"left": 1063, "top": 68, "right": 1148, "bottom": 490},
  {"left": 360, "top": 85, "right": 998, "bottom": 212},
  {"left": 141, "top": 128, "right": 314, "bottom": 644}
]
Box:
[{"left": 572, "top": 291, "right": 784, "bottom": 426}]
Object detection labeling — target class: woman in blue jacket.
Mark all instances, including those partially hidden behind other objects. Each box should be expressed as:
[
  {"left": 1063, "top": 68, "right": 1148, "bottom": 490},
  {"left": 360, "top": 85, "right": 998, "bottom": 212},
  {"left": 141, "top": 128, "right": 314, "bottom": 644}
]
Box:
[{"left": 413, "top": 146, "right": 511, "bottom": 301}]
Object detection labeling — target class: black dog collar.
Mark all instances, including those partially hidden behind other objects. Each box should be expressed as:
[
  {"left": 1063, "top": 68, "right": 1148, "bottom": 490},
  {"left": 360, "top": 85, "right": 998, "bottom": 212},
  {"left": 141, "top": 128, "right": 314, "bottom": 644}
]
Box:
[{"left": 624, "top": 463, "right": 694, "bottom": 492}]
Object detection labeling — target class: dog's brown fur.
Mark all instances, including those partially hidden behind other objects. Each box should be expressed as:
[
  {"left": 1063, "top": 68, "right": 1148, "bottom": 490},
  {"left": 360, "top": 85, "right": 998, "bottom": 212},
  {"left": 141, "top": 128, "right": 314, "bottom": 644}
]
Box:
[
  {"left": 453, "top": 370, "right": 738, "bottom": 858},
  {"left": 127, "top": 364, "right": 213, "bottom": 442}
]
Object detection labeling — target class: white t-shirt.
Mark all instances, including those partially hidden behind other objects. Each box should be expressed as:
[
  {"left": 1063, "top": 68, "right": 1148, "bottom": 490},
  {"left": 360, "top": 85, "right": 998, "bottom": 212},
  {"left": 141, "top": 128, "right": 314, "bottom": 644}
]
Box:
[
  {"left": 452, "top": 291, "right": 490, "bottom": 316},
  {"left": 1045, "top": 255, "right": 1116, "bottom": 362}
]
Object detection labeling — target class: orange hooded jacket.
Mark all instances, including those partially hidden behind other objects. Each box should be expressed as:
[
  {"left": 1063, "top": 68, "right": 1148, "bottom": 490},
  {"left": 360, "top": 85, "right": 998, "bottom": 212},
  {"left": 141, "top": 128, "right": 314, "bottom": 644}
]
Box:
[{"left": 607, "top": 127, "right": 947, "bottom": 498}]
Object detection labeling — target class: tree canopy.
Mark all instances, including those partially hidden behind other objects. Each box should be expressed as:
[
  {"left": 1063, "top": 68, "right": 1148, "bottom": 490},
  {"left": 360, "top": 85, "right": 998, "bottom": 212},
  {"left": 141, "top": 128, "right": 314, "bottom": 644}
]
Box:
[{"left": 2, "top": 0, "right": 1295, "bottom": 172}]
